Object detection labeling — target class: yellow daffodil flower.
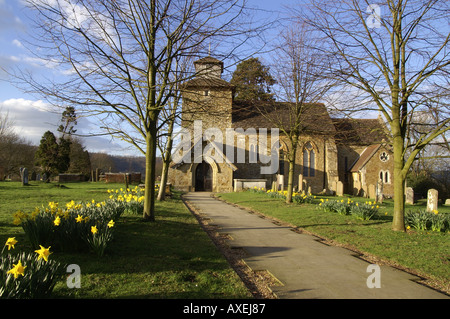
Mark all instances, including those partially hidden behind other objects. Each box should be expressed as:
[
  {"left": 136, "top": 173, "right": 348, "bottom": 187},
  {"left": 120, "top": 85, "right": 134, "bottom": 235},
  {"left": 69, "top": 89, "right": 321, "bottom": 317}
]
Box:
[
  {"left": 5, "top": 237, "right": 18, "bottom": 250},
  {"left": 35, "top": 245, "right": 52, "bottom": 262},
  {"left": 107, "top": 220, "right": 115, "bottom": 228},
  {"left": 75, "top": 215, "right": 83, "bottom": 223},
  {"left": 66, "top": 200, "right": 73, "bottom": 209},
  {"left": 54, "top": 216, "right": 61, "bottom": 226},
  {"left": 91, "top": 226, "right": 98, "bottom": 234},
  {"left": 7, "top": 260, "right": 26, "bottom": 279}
]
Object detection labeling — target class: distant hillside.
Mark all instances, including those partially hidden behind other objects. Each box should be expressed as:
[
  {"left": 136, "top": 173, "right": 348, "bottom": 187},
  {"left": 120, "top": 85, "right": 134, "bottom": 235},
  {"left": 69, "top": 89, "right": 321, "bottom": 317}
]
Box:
[{"left": 89, "top": 153, "right": 163, "bottom": 178}]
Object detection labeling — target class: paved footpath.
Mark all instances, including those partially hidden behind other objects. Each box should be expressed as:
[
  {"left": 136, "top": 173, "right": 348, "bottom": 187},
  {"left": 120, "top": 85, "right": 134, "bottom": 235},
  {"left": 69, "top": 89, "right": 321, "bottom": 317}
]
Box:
[{"left": 183, "top": 192, "right": 449, "bottom": 299}]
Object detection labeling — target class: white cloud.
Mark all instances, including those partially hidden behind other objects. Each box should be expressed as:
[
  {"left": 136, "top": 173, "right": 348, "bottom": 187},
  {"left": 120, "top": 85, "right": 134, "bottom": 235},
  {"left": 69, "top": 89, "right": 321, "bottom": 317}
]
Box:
[
  {"left": 0, "top": 98, "right": 59, "bottom": 142},
  {"left": 0, "top": 97, "right": 139, "bottom": 155},
  {"left": 12, "top": 39, "right": 23, "bottom": 48}
]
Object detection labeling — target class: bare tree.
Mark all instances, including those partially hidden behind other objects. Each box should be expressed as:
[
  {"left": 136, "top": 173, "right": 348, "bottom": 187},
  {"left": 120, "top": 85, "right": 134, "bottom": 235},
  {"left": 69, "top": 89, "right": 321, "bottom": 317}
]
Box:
[
  {"left": 0, "top": 108, "right": 36, "bottom": 179},
  {"left": 13, "top": 0, "right": 264, "bottom": 221},
  {"left": 301, "top": 0, "right": 450, "bottom": 231},
  {"left": 260, "top": 22, "right": 336, "bottom": 203},
  {"left": 156, "top": 55, "right": 192, "bottom": 201}
]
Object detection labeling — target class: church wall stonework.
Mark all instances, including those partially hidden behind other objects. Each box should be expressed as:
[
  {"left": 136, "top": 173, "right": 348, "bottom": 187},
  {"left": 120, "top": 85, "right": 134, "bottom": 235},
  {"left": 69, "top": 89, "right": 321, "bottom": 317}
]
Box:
[{"left": 168, "top": 56, "right": 393, "bottom": 196}]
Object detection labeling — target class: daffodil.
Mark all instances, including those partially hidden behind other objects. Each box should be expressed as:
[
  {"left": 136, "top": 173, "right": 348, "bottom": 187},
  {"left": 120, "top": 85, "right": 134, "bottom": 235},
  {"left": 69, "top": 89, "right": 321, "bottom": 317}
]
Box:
[
  {"left": 66, "top": 200, "right": 76, "bottom": 210},
  {"left": 7, "top": 260, "right": 26, "bottom": 279},
  {"left": 91, "top": 226, "right": 98, "bottom": 234},
  {"left": 35, "top": 245, "right": 52, "bottom": 262},
  {"left": 75, "top": 215, "right": 84, "bottom": 223},
  {"left": 107, "top": 220, "right": 115, "bottom": 228},
  {"left": 54, "top": 216, "right": 61, "bottom": 226},
  {"left": 5, "top": 237, "right": 18, "bottom": 250}
]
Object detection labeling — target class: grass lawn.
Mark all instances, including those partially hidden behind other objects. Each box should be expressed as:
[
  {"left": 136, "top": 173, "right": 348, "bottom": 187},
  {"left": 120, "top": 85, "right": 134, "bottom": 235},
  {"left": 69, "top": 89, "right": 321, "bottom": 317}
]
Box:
[
  {"left": 0, "top": 181, "right": 251, "bottom": 299},
  {"left": 217, "top": 191, "right": 450, "bottom": 294}
]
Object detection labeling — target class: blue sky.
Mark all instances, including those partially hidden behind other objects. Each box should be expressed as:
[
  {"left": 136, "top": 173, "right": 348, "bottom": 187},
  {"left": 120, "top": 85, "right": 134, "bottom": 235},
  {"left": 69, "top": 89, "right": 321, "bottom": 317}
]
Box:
[{"left": 0, "top": 0, "right": 299, "bottom": 156}]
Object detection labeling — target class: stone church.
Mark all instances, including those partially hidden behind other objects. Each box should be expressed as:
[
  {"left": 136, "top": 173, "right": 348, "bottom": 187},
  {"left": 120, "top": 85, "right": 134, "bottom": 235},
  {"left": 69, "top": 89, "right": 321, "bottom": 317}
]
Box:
[{"left": 168, "top": 56, "right": 394, "bottom": 198}]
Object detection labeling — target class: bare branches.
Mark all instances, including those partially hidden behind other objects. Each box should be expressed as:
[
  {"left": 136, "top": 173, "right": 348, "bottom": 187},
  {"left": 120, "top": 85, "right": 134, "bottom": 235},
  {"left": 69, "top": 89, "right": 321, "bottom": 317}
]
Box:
[{"left": 297, "top": 0, "right": 449, "bottom": 231}]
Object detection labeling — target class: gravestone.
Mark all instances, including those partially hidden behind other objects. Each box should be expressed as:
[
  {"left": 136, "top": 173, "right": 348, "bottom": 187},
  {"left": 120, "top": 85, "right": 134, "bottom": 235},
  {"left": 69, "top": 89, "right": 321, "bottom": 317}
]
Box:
[
  {"left": 376, "top": 179, "right": 383, "bottom": 203},
  {"left": 405, "top": 187, "right": 414, "bottom": 205},
  {"left": 298, "top": 174, "right": 304, "bottom": 192},
  {"left": 368, "top": 184, "right": 376, "bottom": 199},
  {"left": 277, "top": 174, "right": 284, "bottom": 191},
  {"left": 20, "top": 167, "right": 28, "bottom": 185},
  {"left": 445, "top": 199, "right": 450, "bottom": 206},
  {"left": 426, "top": 189, "right": 438, "bottom": 212},
  {"left": 336, "top": 181, "right": 344, "bottom": 197}
]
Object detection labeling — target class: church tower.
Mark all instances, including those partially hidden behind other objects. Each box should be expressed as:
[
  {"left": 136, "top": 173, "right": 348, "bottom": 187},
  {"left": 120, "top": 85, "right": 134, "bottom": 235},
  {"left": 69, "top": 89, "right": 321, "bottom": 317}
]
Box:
[
  {"left": 168, "top": 56, "right": 236, "bottom": 193},
  {"left": 181, "top": 56, "right": 234, "bottom": 132}
]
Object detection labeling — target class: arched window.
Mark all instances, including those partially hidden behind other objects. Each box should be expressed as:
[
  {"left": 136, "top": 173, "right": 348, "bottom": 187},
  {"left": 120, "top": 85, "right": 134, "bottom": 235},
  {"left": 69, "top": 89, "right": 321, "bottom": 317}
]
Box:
[
  {"left": 303, "top": 142, "right": 315, "bottom": 177},
  {"left": 379, "top": 170, "right": 390, "bottom": 184}
]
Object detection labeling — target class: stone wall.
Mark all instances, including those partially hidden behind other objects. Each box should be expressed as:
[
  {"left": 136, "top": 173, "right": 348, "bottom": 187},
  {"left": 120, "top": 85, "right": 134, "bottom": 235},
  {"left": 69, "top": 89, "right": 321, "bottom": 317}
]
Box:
[
  {"left": 104, "top": 173, "right": 142, "bottom": 184},
  {"left": 57, "top": 174, "right": 87, "bottom": 183}
]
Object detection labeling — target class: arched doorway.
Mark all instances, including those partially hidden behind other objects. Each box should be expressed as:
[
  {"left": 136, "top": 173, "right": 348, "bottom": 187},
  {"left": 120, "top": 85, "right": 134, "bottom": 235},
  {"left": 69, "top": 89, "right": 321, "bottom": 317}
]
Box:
[{"left": 195, "top": 161, "right": 212, "bottom": 191}]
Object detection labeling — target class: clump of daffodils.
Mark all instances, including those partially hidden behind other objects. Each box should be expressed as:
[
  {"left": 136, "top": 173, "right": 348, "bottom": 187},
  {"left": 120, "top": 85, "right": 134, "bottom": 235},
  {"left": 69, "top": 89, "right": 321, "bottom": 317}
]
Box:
[
  {"left": 12, "top": 194, "right": 125, "bottom": 256},
  {"left": 1, "top": 238, "right": 64, "bottom": 298}
]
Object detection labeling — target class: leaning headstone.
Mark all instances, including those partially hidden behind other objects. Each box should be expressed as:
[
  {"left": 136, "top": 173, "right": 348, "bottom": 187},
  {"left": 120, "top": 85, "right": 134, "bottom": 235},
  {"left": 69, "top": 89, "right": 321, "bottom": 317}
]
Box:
[
  {"left": 427, "top": 189, "right": 438, "bottom": 212},
  {"left": 405, "top": 187, "right": 414, "bottom": 205}
]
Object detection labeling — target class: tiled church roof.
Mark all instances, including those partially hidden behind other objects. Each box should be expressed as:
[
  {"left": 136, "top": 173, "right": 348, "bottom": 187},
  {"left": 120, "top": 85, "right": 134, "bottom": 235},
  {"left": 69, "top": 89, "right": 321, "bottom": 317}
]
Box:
[
  {"left": 181, "top": 77, "right": 234, "bottom": 89},
  {"left": 231, "top": 100, "right": 336, "bottom": 135},
  {"left": 331, "top": 118, "right": 390, "bottom": 145}
]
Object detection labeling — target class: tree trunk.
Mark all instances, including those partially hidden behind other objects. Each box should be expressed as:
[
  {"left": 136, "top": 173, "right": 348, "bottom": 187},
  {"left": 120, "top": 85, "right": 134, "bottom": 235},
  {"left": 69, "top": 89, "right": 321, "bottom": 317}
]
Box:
[
  {"left": 392, "top": 134, "right": 406, "bottom": 231},
  {"left": 157, "top": 118, "right": 175, "bottom": 201},
  {"left": 143, "top": 120, "right": 157, "bottom": 222},
  {"left": 286, "top": 159, "right": 295, "bottom": 203},
  {"left": 285, "top": 138, "right": 298, "bottom": 204},
  {"left": 157, "top": 160, "right": 169, "bottom": 201}
]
